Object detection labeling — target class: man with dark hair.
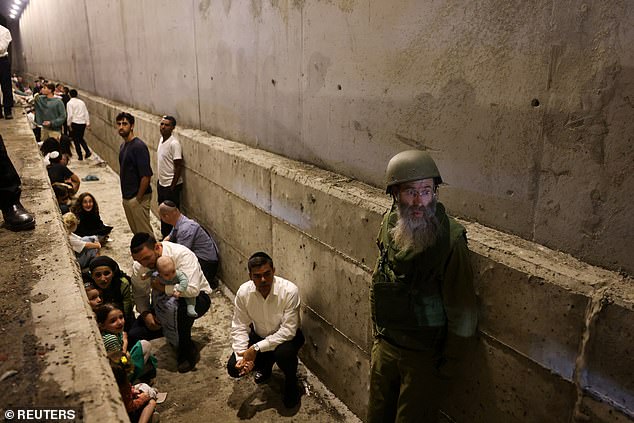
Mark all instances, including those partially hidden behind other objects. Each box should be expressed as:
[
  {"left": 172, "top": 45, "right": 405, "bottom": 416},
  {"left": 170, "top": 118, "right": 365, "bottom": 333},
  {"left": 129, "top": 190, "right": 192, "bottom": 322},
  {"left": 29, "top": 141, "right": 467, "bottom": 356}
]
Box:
[
  {"left": 369, "top": 150, "right": 478, "bottom": 423},
  {"left": 0, "top": 24, "right": 13, "bottom": 119},
  {"left": 159, "top": 201, "right": 220, "bottom": 288},
  {"left": 117, "top": 112, "right": 153, "bottom": 235},
  {"left": 0, "top": 134, "right": 35, "bottom": 230},
  {"left": 66, "top": 89, "right": 91, "bottom": 160},
  {"left": 34, "top": 82, "right": 66, "bottom": 140},
  {"left": 128, "top": 232, "right": 212, "bottom": 373},
  {"left": 227, "top": 252, "right": 304, "bottom": 408},
  {"left": 156, "top": 115, "right": 183, "bottom": 238}
]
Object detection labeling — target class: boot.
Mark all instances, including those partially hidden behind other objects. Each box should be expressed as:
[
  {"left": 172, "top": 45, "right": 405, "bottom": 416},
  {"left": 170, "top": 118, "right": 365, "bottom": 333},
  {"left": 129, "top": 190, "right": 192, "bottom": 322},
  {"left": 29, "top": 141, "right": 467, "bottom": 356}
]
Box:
[{"left": 2, "top": 202, "right": 35, "bottom": 231}]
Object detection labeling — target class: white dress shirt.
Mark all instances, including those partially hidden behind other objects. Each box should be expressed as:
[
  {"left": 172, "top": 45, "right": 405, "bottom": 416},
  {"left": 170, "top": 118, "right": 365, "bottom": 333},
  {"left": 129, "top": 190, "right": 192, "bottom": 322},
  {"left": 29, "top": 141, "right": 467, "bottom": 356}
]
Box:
[
  {"left": 66, "top": 97, "right": 90, "bottom": 125},
  {"left": 131, "top": 241, "right": 211, "bottom": 314},
  {"left": 231, "top": 276, "right": 301, "bottom": 355},
  {"left": 0, "top": 25, "right": 11, "bottom": 57}
]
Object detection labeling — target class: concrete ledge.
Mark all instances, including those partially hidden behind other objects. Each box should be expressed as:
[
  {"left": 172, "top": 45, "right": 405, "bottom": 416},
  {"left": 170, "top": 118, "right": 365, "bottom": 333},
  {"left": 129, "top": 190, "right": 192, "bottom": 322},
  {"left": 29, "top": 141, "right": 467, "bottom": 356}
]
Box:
[
  {"left": 81, "top": 91, "right": 634, "bottom": 422},
  {"left": 0, "top": 117, "right": 127, "bottom": 422}
]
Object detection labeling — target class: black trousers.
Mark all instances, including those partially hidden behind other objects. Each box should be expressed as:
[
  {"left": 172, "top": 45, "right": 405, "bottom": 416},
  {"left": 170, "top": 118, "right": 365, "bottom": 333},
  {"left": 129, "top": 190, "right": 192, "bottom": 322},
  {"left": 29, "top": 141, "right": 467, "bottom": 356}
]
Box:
[
  {"left": 128, "top": 291, "right": 211, "bottom": 365},
  {"left": 70, "top": 123, "right": 91, "bottom": 158},
  {"left": 157, "top": 182, "right": 182, "bottom": 238},
  {"left": 227, "top": 328, "right": 305, "bottom": 384},
  {"left": 199, "top": 258, "right": 219, "bottom": 289},
  {"left": 0, "top": 56, "right": 13, "bottom": 115},
  {"left": 0, "top": 134, "right": 21, "bottom": 209}
]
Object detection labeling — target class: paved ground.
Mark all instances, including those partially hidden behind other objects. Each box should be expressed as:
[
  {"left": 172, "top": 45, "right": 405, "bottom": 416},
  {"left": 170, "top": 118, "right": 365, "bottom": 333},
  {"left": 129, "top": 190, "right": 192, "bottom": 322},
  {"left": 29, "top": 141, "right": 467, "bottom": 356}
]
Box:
[{"left": 0, "top": 112, "right": 362, "bottom": 422}]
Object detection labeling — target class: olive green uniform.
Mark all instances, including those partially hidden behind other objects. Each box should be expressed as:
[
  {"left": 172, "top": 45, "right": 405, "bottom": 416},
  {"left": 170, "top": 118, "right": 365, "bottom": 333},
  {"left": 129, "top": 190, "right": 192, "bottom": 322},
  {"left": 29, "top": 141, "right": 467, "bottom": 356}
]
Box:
[{"left": 369, "top": 202, "right": 477, "bottom": 423}]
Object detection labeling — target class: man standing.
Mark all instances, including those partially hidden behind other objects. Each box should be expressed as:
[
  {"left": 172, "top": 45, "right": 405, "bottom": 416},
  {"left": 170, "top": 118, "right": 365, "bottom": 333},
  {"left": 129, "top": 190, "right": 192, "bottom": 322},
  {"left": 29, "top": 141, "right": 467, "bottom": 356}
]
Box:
[
  {"left": 117, "top": 112, "right": 153, "bottom": 235},
  {"left": 66, "top": 89, "right": 91, "bottom": 160},
  {"left": 34, "top": 83, "right": 66, "bottom": 140},
  {"left": 227, "top": 252, "right": 304, "bottom": 408},
  {"left": 0, "top": 134, "right": 35, "bottom": 230},
  {"left": 0, "top": 24, "right": 13, "bottom": 119},
  {"left": 128, "top": 232, "right": 212, "bottom": 373},
  {"left": 159, "top": 201, "right": 220, "bottom": 288},
  {"left": 369, "top": 150, "right": 478, "bottom": 423},
  {"left": 156, "top": 115, "right": 183, "bottom": 238}
]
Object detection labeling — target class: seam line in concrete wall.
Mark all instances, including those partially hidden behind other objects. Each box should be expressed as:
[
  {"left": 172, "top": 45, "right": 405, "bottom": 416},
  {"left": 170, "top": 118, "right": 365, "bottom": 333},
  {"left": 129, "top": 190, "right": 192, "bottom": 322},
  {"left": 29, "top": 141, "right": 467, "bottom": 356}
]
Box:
[{"left": 304, "top": 304, "right": 370, "bottom": 355}]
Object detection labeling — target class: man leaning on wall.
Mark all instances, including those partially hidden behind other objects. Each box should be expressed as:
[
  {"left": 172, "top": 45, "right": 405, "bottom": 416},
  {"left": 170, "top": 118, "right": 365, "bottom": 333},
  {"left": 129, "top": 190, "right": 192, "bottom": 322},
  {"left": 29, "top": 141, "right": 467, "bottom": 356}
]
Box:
[
  {"left": 369, "top": 150, "right": 478, "bottom": 423},
  {"left": 156, "top": 115, "right": 183, "bottom": 239}
]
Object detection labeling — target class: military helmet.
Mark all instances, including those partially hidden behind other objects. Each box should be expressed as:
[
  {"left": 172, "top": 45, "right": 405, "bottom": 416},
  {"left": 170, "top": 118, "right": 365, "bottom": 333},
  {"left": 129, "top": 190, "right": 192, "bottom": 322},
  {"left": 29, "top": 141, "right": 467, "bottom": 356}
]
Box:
[{"left": 385, "top": 150, "right": 443, "bottom": 193}]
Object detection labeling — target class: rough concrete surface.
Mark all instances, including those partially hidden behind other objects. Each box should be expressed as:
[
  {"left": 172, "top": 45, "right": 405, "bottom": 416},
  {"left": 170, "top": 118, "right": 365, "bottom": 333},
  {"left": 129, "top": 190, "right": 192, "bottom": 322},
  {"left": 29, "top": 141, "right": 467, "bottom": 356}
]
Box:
[
  {"left": 0, "top": 113, "right": 361, "bottom": 422},
  {"left": 13, "top": 0, "right": 634, "bottom": 275}
]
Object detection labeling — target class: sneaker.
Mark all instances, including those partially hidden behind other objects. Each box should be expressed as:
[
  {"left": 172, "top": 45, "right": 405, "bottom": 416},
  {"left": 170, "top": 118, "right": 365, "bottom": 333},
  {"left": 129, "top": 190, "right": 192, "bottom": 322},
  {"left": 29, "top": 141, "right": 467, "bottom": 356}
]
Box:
[
  {"left": 85, "top": 151, "right": 92, "bottom": 158},
  {"left": 5, "top": 114, "right": 13, "bottom": 120}
]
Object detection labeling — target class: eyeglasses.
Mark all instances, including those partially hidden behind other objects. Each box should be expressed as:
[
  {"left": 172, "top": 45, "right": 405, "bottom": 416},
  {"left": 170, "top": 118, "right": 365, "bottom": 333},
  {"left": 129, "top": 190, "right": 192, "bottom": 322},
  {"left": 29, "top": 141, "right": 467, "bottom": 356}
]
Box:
[
  {"left": 92, "top": 270, "right": 112, "bottom": 278},
  {"left": 401, "top": 188, "right": 434, "bottom": 199}
]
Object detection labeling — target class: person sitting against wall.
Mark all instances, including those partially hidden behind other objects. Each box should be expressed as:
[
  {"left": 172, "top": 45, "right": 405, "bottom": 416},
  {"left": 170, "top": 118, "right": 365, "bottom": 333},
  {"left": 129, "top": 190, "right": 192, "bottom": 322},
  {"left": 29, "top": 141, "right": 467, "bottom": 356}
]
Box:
[
  {"left": 227, "top": 251, "right": 305, "bottom": 408},
  {"left": 158, "top": 201, "right": 220, "bottom": 289},
  {"left": 62, "top": 212, "right": 101, "bottom": 270},
  {"left": 40, "top": 136, "right": 60, "bottom": 165},
  {"left": 71, "top": 192, "right": 113, "bottom": 244},
  {"left": 52, "top": 182, "right": 72, "bottom": 214},
  {"left": 89, "top": 256, "right": 135, "bottom": 331},
  {"left": 47, "top": 151, "right": 80, "bottom": 194}
]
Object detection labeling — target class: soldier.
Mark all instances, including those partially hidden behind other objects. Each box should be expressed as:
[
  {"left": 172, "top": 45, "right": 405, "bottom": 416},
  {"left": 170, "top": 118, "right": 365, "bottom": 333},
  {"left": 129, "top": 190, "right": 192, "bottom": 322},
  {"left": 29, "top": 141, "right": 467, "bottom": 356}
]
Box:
[{"left": 369, "top": 150, "right": 478, "bottom": 422}]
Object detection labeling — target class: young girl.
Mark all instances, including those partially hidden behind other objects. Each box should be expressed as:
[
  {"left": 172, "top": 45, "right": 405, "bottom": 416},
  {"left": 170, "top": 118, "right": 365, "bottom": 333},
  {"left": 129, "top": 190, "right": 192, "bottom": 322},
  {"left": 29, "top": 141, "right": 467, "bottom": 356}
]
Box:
[
  {"left": 84, "top": 281, "right": 103, "bottom": 311},
  {"left": 62, "top": 212, "right": 100, "bottom": 269},
  {"left": 71, "top": 192, "right": 113, "bottom": 243},
  {"left": 96, "top": 304, "right": 156, "bottom": 384},
  {"left": 108, "top": 351, "right": 159, "bottom": 423}
]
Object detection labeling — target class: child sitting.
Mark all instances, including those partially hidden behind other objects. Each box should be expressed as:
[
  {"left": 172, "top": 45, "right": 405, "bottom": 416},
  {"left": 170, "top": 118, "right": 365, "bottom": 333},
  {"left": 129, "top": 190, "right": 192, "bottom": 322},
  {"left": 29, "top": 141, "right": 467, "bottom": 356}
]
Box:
[
  {"left": 144, "top": 256, "right": 197, "bottom": 318},
  {"left": 62, "top": 212, "right": 100, "bottom": 269},
  {"left": 108, "top": 351, "right": 159, "bottom": 423},
  {"left": 83, "top": 280, "right": 103, "bottom": 311},
  {"left": 71, "top": 192, "right": 113, "bottom": 244},
  {"left": 96, "top": 303, "right": 156, "bottom": 384}
]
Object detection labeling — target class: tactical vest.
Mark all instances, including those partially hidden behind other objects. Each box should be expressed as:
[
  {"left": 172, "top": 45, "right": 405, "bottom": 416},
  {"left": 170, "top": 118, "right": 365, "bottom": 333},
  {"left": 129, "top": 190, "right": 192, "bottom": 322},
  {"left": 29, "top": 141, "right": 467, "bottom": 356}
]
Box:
[{"left": 371, "top": 203, "right": 466, "bottom": 350}]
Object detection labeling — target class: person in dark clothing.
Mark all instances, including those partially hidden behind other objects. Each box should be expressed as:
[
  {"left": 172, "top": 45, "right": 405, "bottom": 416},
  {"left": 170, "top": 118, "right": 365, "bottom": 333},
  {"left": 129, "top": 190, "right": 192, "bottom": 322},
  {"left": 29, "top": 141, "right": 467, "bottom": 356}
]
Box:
[
  {"left": 71, "top": 192, "right": 113, "bottom": 243},
  {"left": 0, "top": 134, "right": 35, "bottom": 231},
  {"left": 47, "top": 151, "right": 80, "bottom": 194}
]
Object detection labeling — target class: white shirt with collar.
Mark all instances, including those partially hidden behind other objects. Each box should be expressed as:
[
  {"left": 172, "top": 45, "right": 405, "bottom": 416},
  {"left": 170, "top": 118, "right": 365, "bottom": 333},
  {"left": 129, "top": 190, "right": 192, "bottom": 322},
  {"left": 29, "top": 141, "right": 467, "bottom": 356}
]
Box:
[
  {"left": 157, "top": 135, "right": 183, "bottom": 187},
  {"left": 131, "top": 241, "right": 212, "bottom": 314},
  {"left": 231, "top": 275, "right": 301, "bottom": 356},
  {"left": 0, "top": 25, "right": 11, "bottom": 57},
  {"left": 66, "top": 97, "right": 90, "bottom": 125}
]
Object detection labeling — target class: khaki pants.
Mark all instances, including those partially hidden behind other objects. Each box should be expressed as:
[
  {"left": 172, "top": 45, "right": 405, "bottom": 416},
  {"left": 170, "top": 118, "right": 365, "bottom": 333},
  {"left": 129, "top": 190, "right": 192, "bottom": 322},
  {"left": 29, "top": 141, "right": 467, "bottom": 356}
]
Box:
[
  {"left": 368, "top": 338, "right": 446, "bottom": 423},
  {"left": 122, "top": 194, "right": 153, "bottom": 235},
  {"left": 41, "top": 128, "right": 61, "bottom": 140}
]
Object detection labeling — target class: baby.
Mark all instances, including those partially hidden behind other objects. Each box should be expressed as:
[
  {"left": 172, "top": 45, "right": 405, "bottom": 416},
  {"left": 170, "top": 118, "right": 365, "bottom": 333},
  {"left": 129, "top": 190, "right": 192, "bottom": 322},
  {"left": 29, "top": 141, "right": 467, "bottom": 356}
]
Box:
[{"left": 146, "top": 256, "right": 197, "bottom": 318}]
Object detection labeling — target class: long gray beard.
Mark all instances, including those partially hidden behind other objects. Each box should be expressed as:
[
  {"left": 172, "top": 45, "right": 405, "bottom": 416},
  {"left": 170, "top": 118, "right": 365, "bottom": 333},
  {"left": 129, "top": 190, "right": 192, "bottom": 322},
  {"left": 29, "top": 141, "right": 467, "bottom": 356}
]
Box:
[{"left": 390, "top": 200, "right": 440, "bottom": 252}]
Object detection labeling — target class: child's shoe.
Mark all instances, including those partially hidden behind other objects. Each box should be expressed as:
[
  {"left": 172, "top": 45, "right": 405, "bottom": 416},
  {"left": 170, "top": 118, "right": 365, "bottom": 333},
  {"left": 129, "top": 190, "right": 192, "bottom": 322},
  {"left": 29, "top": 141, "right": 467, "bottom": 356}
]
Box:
[{"left": 186, "top": 304, "right": 198, "bottom": 318}]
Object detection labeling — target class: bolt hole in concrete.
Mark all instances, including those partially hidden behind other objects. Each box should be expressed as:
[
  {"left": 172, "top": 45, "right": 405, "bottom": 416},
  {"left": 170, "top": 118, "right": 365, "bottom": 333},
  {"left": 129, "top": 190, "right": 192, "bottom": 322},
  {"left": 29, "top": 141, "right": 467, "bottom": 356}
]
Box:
[
  {"left": 272, "top": 79, "right": 276, "bottom": 86},
  {"left": 337, "top": 84, "right": 342, "bottom": 90},
  {"left": 531, "top": 98, "right": 540, "bottom": 107}
]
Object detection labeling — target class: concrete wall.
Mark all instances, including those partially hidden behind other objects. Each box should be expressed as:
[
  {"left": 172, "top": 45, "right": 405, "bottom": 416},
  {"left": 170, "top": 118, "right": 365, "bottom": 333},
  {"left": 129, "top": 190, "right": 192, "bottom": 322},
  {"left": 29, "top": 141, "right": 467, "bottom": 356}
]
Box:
[
  {"left": 1, "top": 117, "right": 128, "bottom": 422},
  {"left": 81, "top": 92, "right": 634, "bottom": 422},
  {"left": 14, "top": 0, "right": 634, "bottom": 276}
]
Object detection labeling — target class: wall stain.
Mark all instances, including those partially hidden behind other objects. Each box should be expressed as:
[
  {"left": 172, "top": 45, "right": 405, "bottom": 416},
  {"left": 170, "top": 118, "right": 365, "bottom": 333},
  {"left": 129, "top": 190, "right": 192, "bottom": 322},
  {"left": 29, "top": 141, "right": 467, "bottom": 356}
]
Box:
[{"left": 199, "top": 0, "right": 211, "bottom": 19}]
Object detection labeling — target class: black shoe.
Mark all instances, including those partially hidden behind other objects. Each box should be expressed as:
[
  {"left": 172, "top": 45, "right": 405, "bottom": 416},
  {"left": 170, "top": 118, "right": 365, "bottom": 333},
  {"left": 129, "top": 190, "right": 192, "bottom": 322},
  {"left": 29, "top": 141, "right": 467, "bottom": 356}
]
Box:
[
  {"left": 2, "top": 202, "right": 35, "bottom": 231},
  {"left": 253, "top": 368, "right": 272, "bottom": 385},
  {"left": 85, "top": 151, "right": 92, "bottom": 158},
  {"left": 283, "top": 381, "right": 301, "bottom": 408},
  {"left": 5, "top": 114, "right": 12, "bottom": 120},
  {"left": 177, "top": 360, "right": 194, "bottom": 373}
]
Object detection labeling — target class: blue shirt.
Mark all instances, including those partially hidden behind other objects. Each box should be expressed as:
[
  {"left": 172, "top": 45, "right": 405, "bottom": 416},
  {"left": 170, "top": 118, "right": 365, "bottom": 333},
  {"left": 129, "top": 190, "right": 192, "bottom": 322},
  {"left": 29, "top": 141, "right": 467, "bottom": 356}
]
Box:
[
  {"left": 169, "top": 214, "right": 219, "bottom": 262},
  {"left": 119, "top": 137, "right": 153, "bottom": 199}
]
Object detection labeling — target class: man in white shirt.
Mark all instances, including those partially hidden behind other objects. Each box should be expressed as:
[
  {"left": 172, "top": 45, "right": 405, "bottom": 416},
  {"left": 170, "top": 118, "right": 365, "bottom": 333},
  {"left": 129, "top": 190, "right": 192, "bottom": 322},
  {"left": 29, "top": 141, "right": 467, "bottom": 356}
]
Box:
[
  {"left": 0, "top": 24, "right": 14, "bottom": 119},
  {"left": 66, "top": 89, "right": 92, "bottom": 160},
  {"left": 128, "top": 232, "right": 212, "bottom": 373},
  {"left": 227, "top": 252, "right": 305, "bottom": 408},
  {"left": 156, "top": 115, "right": 183, "bottom": 238}
]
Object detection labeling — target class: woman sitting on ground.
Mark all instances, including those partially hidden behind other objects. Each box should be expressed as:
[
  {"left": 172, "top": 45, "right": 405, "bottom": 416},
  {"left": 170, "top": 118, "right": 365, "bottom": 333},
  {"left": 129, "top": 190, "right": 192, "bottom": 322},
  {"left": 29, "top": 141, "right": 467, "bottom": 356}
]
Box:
[
  {"left": 89, "top": 256, "right": 135, "bottom": 331},
  {"left": 71, "top": 192, "right": 113, "bottom": 243}
]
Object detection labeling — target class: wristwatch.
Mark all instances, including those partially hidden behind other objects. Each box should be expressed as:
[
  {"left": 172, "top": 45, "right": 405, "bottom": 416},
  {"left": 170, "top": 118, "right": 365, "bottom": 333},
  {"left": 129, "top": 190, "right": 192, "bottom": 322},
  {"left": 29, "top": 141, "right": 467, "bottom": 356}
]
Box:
[{"left": 253, "top": 344, "right": 260, "bottom": 352}]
